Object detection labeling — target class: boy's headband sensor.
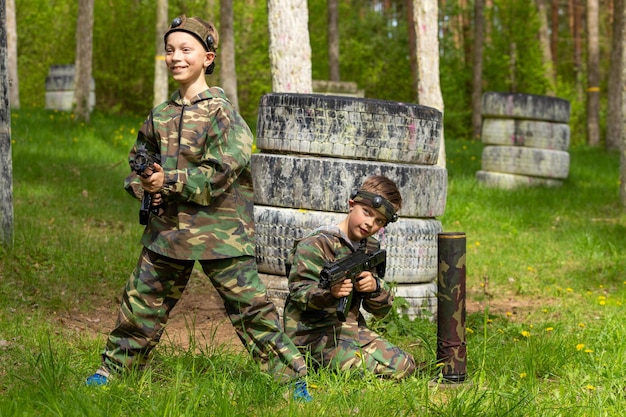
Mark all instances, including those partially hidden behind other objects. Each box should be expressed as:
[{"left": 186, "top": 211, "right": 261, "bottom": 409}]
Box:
[{"left": 350, "top": 190, "right": 398, "bottom": 224}]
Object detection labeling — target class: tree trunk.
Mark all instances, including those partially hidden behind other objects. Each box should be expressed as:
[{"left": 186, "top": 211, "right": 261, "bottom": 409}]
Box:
[
  {"left": 153, "top": 0, "right": 168, "bottom": 107},
  {"left": 267, "top": 0, "right": 312, "bottom": 93},
  {"left": 74, "top": 0, "right": 94, "bottom": 122},
  {"left": 551, "top": 0, "right": 559, "bottom": 69},
  {"left": 327, "top": 0, "right": 340, "bottom": 81},
  {"left": 587, "top": 0, "right": 600, "bottom": 146},
  {"left": 607, "top": 0, "right": 624, "bottom": 151},
  {"left": 413, "top": 0, "right": 445, "bottom": 168},
  {"left": 537, "top": 0, "right": 555, "bottom": 94},
  {"left": 471, "top": 0, "right": 485, "bottom": 140},
  {"left": 406, "top": 0, "right": 418, "bottom": 102},
  {"left": 619, "top": 0, "right": 626, "bottom": 206},
  {"left": 0, "top": 0, "right": 14, "bottom": 246},
  {"left": 6, "top": 0, "right": 18, "bottom": 109},
  {"left": 572, "top": 0, "right": 584, "bottom": 99},
  {"left": 220, "top": 0, "right": 239, "bottom": 109}
]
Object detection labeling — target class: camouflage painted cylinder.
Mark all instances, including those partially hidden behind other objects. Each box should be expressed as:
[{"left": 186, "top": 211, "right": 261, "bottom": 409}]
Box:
[{"left": 436, "top": 232, "right": 467, "bottom": 383}]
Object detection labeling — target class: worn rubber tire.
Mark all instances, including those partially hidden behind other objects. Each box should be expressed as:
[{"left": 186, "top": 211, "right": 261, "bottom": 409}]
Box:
[
  {"left": 481, "top": 118, "right": 570, "bottom": 151},
  {"left": 480, "top": 146, "right": 569, "bottom": 179},
  {"left": 393, "top": 281, "right": 438, "bottom": 320},
  {"left": 254, "top": 206, "right": 441, "bottom": 283},
  {"left": 251, "top": 153, "right": 447, "bottom": 218},
  {"left": 476, "top": 170, "right": 563, "bottom": 189},
  {"left": 256, "top": 93, "right": 442, "bottom": 165},
  {"left": 482, "top": 92, "right": 570, "bottom": 123}
]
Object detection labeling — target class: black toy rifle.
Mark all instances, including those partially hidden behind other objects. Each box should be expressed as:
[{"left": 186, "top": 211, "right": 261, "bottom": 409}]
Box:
[
  {"left": 131, "top": 144, "right": 161, "bottom": 225},
  {"left": 319, "top": 248, "right": 387, "bottom": 322}
]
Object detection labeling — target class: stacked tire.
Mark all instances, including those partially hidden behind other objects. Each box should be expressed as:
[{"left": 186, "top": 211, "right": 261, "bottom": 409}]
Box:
[
  {"left": 476, "top": 92, "right": 571, "bottom": 189},
  {"left": 251, "top": 93, "right": 447, "bottom": 320}
]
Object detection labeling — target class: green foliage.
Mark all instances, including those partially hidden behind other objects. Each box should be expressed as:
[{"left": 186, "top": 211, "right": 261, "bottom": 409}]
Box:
[
  {"left": 15, "top": 0, "right": 77, "bottom": 109},
  {"left": 482, "top": 0, "right": 551, "bottom": 94},
  {"left": 308, "top": 1, "right": 414, "bottom": 104},
  {"left": 13, "top": 0, "right": 610, "bottom": 145}
]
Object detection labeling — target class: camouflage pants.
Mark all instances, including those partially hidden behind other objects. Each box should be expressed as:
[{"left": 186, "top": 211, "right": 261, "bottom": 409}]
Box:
[
  {"left": 308, "top": 328, "right": 416, "bottom": 379},
  {"left": 101, "top": 248, "right": 306, "bottom": 383}
]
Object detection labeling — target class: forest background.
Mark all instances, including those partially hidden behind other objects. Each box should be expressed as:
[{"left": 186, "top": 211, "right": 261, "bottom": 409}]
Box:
[{"left": 8, "top": 0, "right": 621, "bottom": 147}]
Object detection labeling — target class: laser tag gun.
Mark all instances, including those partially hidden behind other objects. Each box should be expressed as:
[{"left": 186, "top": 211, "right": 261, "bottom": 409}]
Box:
[
  {"left": 131, "top": 144, "right": 161, "bottom": 225},
  {"left": 319, "top": 248, "right": 387, "bottom": 322}
]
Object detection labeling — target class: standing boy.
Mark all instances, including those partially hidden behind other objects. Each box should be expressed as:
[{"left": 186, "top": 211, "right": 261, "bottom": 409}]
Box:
[
  {"left": 86, "top": 15, "right": 311, "bottom": 401},
  {"left": 284, "top": 175, "right": 417, "bottom": 378}
]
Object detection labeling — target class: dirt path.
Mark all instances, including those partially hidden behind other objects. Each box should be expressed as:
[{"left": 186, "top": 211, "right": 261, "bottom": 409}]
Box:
[{"left": 58, "top": 274, "right": 539, "bottom": 355}]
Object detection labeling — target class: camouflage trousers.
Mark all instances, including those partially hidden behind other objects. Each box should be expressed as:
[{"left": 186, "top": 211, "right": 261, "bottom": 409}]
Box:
[
  {"left": 307, "top": 328, "right": 416, "bottom": 379},
  {"left": 101, "top": 248, "right": 307, "bottom": 383}
]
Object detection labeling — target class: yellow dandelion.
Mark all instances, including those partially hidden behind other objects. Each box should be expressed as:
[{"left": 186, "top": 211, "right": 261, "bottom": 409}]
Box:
[
  {"left": 520, "top": 330, "right": 530, "bottom": 338},
  {"left": 519, "top": 372, "right": 527, "bottom": 379},
  {"left": 475, "top": 241, "right": 481, "bottom": 246},
  {"left": 585, "top": 349, "right": 593, "bottom": 353},
  {"left": 545, "top": 327, "right": 554, "bottom": 332},
  {"left": 542, "top": 309, "right": 548, "bottom": 313},
  {"left": 585, "top": 385, "right": 595, "bottom": 391},
  {"left": 578, "top": 322, "right": 586, "bottom": 328},
  {"left": 599, "top": 300, "right": 606, "bottom": 306},
  {"left": 566, "top": 287, "right": 573, "bottom": 292},
  {"left": 527, "top": 266, "right": 534, "bottom": 272},
  {"left": 466, "top": 327, "right": 474, "bottom": 334},
  {"left": 506, "top": 311, "right": 513, "bottom": 317},
  {"left": 576, "top": 343, "right": 585, "bottom": 351},
  {"left": 487, "top": 319, "right": 493, "bottom": 324}
]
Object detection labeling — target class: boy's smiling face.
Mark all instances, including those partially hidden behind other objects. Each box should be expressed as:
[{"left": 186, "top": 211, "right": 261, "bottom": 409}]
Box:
[{"left": 165, "top": 31, "right": 214, "bottom": 85}]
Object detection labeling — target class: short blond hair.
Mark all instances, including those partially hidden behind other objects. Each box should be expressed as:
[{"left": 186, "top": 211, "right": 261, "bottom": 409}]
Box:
[{"left": 358, "top": 175, "right": 402, "bottom": 212}]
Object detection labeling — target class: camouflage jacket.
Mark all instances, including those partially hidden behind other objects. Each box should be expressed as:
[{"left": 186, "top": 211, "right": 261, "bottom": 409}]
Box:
[
  {"left": 124, "top": 87, "right": 256, "bottom": 260},
  {"left": 283, "top": 226, "right": 393, "bottom": 347}
]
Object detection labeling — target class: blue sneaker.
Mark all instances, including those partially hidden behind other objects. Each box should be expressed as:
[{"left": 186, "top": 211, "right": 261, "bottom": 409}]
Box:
[
  {"left": 86, "top": 370, "right": 109, "bottom": 386},
  {"left": 293, "top": 380, "right": 312, "bottom": 402}
]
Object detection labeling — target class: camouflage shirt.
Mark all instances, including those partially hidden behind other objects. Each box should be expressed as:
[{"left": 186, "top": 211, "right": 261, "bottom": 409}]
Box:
[
  {"left": 283, "top": 226, "right": 393, "bottom": 348},
  {"left": 124, "top": 87, "right": 256, "bottom": 260}
]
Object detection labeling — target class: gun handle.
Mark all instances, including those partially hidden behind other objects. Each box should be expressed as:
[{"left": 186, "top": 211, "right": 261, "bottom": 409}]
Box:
[
  {"left": 336, "top": 291, "right": 353, "bottom": 322},
  {"left": 139, "top": 194, "right": 153, "bottom": 225}
]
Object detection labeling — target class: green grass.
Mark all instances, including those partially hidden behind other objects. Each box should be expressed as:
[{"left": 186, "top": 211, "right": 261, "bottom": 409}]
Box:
[{"left": 1, "top": 109, "right": 625, "bottom": 416}]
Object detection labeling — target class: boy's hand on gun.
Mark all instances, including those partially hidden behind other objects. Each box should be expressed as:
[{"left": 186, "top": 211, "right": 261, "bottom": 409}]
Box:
[
  {"left": 330, "top": 271, "right": 377, "bottom": 298},
  {"left": 139, "top": 163, "right": 165, "bottom": 194}
]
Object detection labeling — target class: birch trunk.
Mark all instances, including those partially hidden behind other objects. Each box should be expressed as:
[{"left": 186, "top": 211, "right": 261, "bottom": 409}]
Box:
[
  {"left": 412, "top": 0, "right": 445, "bottom": 167},
  {"left": 0, "top": 0, "right": 14, "bottom": 245},
  {"left": 74, "top": 0, "right": 94, "bottom": 122},
  {"left": 6, "top": 0, "right": 18, "bottom": 109},
  {"left": 267, "top": 0, "right": 312, "bottom": 93},
  {"left": 153, "top": 0, "right": 169, "bottom": 106}
]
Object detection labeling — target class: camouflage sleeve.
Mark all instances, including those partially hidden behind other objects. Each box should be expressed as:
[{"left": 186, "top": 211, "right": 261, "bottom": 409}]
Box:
[
  {"left": 287, "top": 235, "right": 342, "bottom": 312},
  {"left": 361, "top": 279, "right": 393, "bottom": 318},
  {"left": 160, "top": 99, "right": 253, "bottom": 206}
]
